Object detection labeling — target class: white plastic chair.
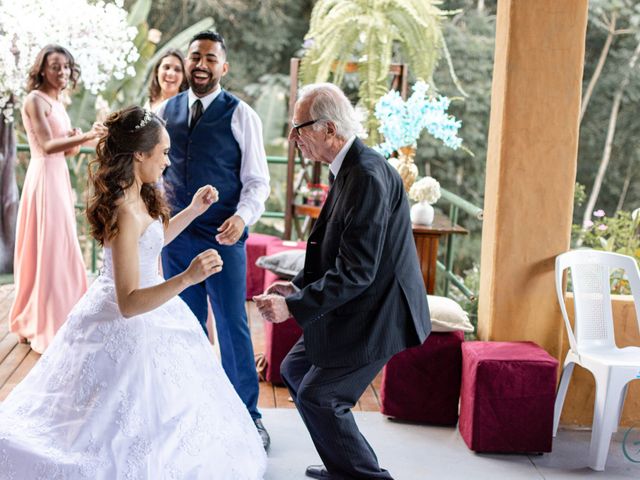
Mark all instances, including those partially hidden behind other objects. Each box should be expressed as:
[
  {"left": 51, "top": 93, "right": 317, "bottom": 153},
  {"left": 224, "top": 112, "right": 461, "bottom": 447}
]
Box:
[{"left": 553, "top": 250, "right": 640, "bottom": 471}]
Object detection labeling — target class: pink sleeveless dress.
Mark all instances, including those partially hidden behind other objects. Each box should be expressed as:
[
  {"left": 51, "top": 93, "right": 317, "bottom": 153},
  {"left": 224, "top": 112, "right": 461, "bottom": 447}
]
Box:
[{"left": 9, "top": 91, "right": 87, "bottom": 353}]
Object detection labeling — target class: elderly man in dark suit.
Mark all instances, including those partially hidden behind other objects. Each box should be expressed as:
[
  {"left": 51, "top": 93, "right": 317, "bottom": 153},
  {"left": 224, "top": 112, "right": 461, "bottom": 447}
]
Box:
[{"left": 255, "top": 83, "right": 430, "bottom": 480}]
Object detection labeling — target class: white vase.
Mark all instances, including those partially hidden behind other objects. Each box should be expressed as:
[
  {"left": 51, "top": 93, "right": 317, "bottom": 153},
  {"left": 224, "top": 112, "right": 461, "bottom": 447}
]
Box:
[{"left": 410, "top": 201, "right": 434, "bottom": 226}]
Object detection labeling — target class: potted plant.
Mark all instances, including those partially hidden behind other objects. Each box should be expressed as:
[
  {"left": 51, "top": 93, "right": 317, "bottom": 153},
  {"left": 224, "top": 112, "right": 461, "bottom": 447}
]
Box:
[
  {"left": 299, "top": 0, "right": 458, "bottom": 143},
  {"left": 408, "top": 176, "right": 441, "bottom": 226}
]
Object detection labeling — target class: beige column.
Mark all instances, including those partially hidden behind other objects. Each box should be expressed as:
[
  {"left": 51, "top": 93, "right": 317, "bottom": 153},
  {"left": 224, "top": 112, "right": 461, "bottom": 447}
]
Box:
[{"left": 477, "top": 0, "right": 588, "bottom": 359}]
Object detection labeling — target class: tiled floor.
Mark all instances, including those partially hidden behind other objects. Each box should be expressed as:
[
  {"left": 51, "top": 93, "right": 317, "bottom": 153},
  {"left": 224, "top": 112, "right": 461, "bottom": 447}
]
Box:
[
  {"left": 262, "top": 409, "right": 640, "bottom": 479},
  {"left": 2, "top": 284, "right": 638, "bottom": 478}
]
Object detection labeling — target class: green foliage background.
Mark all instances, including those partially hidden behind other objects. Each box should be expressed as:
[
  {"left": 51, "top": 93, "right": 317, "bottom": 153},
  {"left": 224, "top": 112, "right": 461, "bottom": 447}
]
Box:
[{"left": 12, "top": 0, "right": 640, "bottom": 294}]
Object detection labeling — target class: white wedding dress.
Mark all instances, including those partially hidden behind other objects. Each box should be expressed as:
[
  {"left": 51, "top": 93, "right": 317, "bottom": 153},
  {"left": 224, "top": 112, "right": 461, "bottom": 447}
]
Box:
[{"left": 0, "top": 220, "right": 267, "bottom": 479}]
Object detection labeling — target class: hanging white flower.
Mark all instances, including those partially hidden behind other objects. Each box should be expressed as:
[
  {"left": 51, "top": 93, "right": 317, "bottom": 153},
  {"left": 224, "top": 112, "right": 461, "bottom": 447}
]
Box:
[{"left": 0, "top": 0, "right": 138, "bottom": 122}]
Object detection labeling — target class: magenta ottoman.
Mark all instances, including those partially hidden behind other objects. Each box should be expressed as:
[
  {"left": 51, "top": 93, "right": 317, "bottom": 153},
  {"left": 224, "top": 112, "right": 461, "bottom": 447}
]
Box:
[
  {"left": 245, "top": 233, "right": 280, "bottom": 299},
  {"left": 264, "top": 318, "right": 303, "bottom": 385},
  {"left": 459, "top": 341, "right": 559, "bottom": 453},
  {"left": 261, "top": 240, "right": 306, "bottom": 385},
  {"left": 380, "top": 331, "right": 464, "bottom": 425}
]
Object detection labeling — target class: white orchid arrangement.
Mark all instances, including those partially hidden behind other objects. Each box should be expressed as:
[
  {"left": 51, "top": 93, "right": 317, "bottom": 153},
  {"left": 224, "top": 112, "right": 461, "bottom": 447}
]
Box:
[
  {"left": 409, "top": 176, "right": 441, "bottom": 204},
  {"left": 0, "top": 0, "right": 139, "bottom": 122},
  {"left": 373, "top": 81, "right": 463, "bottom": 158}
]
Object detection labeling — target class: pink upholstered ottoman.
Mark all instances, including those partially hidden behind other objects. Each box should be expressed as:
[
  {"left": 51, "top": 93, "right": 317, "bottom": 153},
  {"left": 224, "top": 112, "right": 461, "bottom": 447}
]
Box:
[
  {"left": 261, "top": 240, "right": 306, "bottom": 385},
  {"left": 264, "top": 318, "right": 303, "bottom": 384},
  {"left": 245, "top": 233, "right": 280, "bottom": 299},
  {"left": 459, "top": 341, "right": 559, "bottom": 453},
  {"left": 380, "top": 331, "right": 464, "bottom": 425}
]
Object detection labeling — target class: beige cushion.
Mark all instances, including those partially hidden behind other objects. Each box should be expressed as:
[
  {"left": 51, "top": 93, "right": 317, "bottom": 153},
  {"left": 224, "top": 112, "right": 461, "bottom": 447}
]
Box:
[{"left": 428, "top": 295, "right": 474, "bottom": 333}]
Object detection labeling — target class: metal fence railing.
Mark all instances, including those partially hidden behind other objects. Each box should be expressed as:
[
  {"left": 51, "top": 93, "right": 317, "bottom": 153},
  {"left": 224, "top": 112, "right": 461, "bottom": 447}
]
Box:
[
  {"left": 12, "top": 146, "right": 483, "bottom": 301},
  {"left": 437, "top": 188, "right": 483, "bottom": 300}
]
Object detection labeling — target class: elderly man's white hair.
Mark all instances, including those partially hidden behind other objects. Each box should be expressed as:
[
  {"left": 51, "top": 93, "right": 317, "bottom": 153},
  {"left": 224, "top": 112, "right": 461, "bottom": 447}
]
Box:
[{"left": 297, "top": 83, "right": 364, "bottom": 139}]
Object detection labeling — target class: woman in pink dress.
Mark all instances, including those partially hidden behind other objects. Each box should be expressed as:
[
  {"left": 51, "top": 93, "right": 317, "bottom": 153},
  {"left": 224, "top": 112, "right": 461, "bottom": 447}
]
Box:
[{"left": 9, "top": 44, "right": 106, "bottom": 353}]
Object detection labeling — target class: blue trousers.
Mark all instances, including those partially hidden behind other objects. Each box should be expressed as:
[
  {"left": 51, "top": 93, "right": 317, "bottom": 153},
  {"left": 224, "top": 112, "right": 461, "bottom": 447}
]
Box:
[{"left": 162, "top": 227, "right": 260, "bottom": 419}]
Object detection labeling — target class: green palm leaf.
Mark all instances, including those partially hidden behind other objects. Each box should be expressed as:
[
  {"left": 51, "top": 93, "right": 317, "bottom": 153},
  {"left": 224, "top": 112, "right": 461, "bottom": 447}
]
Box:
[{"left": 300, "top": 0, "right": 453, "bottom": 143}]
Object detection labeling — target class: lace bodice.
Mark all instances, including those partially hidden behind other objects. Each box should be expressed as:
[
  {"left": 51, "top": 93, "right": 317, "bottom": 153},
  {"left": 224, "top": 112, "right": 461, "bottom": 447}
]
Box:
[{"left": 101, "top": 220, "right": 164, "bottom": 288}]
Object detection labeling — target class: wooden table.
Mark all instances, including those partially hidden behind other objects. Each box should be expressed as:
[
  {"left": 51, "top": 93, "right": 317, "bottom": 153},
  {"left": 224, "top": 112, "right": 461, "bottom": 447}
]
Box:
[
  {"left": 293, "top": 203, "right": 321, "bottom": 218},
  {"left": 291, "top": 203, "right": 322, "bottom": 238},
  {"left": 292, "top": 205, "right": 467, "bottom": 294},
  {"left": 412, "top": 216, "right": 468, "bottom": 294}
]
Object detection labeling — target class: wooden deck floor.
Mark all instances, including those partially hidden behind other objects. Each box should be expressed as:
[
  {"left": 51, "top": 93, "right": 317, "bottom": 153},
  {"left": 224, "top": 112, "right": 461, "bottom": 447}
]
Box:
[{"left": 0, "top": 284, "right": 382, "bottom": 411}]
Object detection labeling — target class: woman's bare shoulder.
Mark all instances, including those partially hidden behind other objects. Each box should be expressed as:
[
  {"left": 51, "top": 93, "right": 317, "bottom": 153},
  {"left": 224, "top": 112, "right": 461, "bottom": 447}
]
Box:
[
  {"left": 24, "top": 91, "right": 52, "bottom": 116},
  {"left": 116, "top": 201, "right": 156, "bottom": 239},
  {"left": 113, "top": 204, "right": 145, "bottom": 240}
]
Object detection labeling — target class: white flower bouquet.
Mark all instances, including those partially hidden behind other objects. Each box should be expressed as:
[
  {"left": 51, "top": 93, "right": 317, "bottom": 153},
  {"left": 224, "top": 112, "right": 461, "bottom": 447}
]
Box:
[
  {"left": 409, "top": 176, "right": 441, "bottom": 205},
  {"left": 0, "top": 0, "right": 139, "bottom": 122}
]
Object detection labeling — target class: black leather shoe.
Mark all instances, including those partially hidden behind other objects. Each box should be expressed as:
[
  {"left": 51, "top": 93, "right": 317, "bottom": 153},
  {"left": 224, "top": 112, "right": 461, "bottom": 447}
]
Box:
[
  {"left": 305, "top": 465, "right": 330, "bottom": 479},
  {"left": 254, "top": 418, "right": 270, "bottom": 451}
]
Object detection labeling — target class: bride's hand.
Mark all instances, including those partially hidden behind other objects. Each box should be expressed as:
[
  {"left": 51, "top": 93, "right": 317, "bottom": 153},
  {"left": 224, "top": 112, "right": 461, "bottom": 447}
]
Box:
[
  {"left": 190, "top": 185, "right": 218, "bottom": 216},
  {"left": 184, "top": 249, "right": 223, "bottom": 285}
]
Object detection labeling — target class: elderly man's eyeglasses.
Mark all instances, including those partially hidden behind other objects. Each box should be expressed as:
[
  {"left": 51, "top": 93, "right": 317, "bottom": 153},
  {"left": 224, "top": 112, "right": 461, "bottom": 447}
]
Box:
[{"left": 292, "top": 119, "right": 319, "bottom": 135}]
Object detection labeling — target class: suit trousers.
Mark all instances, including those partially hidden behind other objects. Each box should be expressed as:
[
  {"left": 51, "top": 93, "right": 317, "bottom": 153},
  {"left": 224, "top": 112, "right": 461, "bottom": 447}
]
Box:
[
  {"left": 281, "top": 337, "right": 394, "bottom": 480},
  {"left": 162, "top": 228, "right": 260, "bottom": 419}
]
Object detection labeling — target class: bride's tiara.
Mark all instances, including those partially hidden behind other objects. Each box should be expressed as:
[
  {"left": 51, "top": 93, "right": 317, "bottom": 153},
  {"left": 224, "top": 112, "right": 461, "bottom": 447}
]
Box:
[{"left": 131, "top": 109, "right": 152, "bottom": 132}]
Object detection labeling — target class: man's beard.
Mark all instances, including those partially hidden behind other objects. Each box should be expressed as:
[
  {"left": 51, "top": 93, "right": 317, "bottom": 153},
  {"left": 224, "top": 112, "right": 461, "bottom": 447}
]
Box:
[{"left": 188, "top": 73, "right": 217, "bottom": 95}]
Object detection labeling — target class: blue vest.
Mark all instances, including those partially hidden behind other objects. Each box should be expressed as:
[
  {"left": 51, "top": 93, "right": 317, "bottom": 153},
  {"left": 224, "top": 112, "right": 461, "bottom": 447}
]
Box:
[{"left": 163, "top": 91, "right": 242, "bottom": 232}]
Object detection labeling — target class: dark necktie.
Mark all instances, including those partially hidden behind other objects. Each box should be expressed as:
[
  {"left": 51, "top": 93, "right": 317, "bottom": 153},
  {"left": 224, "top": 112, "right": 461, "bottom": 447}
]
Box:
[
  {"left": 328, "top": 171, "right": 335, "bottom": 186},
  {"left": 190, "top": 99, "right": 203, "bottom": 131}
]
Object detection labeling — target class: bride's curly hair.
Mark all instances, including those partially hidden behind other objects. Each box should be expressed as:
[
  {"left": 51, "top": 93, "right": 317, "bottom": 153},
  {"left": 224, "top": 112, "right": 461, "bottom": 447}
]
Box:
[{"left": 87, "top": 106, "right": 170, "bottom": 245}]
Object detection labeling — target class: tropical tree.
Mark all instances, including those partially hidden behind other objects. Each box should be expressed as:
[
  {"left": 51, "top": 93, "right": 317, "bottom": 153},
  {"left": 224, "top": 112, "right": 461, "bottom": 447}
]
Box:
[
  {"left": 426, "top": 9, "right": 494, "bottom": 205},
  {"left": 419, "top": 5, "right": 494, "bottom": 281},
  {"left": 581, "top": 37, "right": 640, "bottom": 227},
  {"left": 579, "top": 1, "right": 640, "bottom": 227},
  {"left": 580, "top": 0, "right": 638, "bottom": 123},
  {"left": 147, "top": 0, "right": 313, "bottom": 95},
  {"left": 299, "top": 0, "right": 455, "bottom": 143}
]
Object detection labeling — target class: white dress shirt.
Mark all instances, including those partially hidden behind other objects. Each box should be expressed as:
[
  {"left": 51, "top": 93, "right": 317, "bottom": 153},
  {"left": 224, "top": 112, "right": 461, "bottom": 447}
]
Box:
[
  {"left": 329, "top": 135, "right": 356, "bottom": 179},
  {"left": 157, "top": 87, "right": 271, "bottom": 226}
]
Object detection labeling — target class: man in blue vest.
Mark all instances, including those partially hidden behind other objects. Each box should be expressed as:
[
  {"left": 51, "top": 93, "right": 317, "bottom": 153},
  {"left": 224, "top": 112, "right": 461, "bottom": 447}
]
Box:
[{"left": 158, "top": 31, "right": 271, "bottom": 449}]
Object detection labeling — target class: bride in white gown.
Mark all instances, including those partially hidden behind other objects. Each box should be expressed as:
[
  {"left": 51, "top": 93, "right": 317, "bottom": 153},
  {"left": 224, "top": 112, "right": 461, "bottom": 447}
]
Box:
[{"left": 0, "top": 106, "right": 267, "bottom": 479}]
